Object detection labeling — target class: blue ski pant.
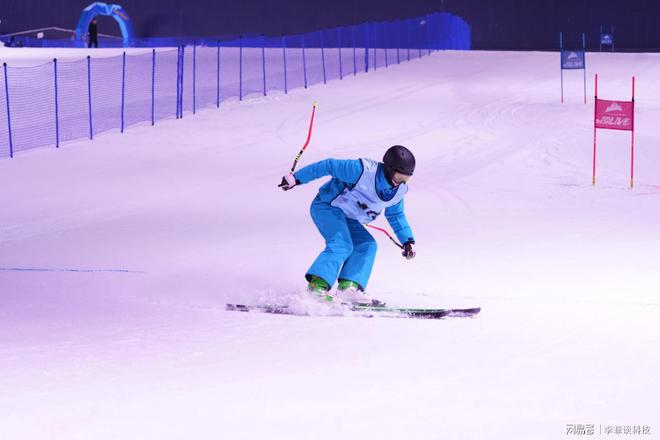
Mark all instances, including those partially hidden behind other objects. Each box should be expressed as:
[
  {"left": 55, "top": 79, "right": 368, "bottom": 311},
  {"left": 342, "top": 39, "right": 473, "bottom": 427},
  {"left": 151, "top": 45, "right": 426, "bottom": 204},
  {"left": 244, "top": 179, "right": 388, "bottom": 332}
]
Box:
[{"left": 306, "top": 197, "right": 377, "bottom": 290}]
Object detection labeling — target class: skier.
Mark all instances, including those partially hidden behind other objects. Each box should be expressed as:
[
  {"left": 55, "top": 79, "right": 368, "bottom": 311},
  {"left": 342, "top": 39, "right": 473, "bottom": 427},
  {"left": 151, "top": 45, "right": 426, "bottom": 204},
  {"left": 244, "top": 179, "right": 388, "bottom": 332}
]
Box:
[
  {"left": 88, "top": 18, "right": 99, "bottom": 48},
  {"left": 279, "top": 145, "right": 416, "bottom": 305}
]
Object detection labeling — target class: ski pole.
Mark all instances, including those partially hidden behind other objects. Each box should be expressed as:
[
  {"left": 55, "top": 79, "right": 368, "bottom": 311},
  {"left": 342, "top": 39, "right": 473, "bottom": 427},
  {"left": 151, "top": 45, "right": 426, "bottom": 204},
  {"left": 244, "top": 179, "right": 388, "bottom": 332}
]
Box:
[
  {"left": 366, "top": 224, "right": 404, "bottom": 249},
  {"left": 288, "top": 102, "right": 317, "bottom": 173}
]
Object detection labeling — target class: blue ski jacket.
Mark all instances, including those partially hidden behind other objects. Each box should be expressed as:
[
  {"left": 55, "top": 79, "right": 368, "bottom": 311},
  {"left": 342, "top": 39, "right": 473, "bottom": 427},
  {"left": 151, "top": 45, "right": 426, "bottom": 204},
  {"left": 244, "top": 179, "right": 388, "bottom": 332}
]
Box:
[{"left": 294, "top": 158, "right": 415, "bottom": 245}]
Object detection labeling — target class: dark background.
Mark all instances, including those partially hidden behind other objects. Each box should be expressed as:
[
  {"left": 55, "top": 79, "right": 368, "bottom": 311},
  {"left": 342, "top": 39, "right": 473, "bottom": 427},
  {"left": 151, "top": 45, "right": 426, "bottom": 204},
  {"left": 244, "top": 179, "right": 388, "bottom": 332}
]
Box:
[{"left": 1, "top": 0, "right": 659, "bottom": 50}]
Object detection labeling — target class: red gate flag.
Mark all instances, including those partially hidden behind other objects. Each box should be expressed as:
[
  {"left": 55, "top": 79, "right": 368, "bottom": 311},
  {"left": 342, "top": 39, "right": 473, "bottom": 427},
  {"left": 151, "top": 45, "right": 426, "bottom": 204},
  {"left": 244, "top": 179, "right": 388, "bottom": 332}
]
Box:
[
  {"left": 592, "top": 74, "right": 636, "bottom": 188},
  {"left": 595, "top": 99, "right": 634, "bottom": 131}
]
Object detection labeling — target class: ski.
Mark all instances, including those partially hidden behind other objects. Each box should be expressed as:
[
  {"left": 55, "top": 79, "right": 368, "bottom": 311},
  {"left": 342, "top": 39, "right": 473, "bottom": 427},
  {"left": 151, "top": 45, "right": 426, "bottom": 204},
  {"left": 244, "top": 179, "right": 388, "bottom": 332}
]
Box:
[
  {"left": 350, "top": 304, "right": 480, "bottom": 319},
  {"left": 225, "top": 303, "right": 480, "bottom": 319}
]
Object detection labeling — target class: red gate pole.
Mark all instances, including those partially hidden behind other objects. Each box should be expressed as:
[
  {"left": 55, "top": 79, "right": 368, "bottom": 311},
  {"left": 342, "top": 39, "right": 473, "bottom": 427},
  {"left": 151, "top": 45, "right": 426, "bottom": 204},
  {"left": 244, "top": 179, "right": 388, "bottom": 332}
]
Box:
[
  {"left": 592, "top": 74, "right": 598, "bottom": 186},
  {"left": 630, "top": 76, "right": 636, "bottom": 189}
]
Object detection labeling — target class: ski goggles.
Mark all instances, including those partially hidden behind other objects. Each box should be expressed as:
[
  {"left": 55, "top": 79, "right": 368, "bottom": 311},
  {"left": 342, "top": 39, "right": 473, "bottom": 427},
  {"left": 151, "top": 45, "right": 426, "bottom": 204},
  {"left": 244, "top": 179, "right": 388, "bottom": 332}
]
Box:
[{"left": 392, "top": 172, "right": 412, "bottom": 185}]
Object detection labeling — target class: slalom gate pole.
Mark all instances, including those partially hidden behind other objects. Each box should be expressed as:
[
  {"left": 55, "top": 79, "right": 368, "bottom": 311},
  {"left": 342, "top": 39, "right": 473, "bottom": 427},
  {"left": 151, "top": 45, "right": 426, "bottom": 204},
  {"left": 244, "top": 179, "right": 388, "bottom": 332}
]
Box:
[
  {"left": 592, "top": 74, "right": 598, "bottom": 186},
  {"left": 631, "top": 76, "right": 635, "bottom": 189},
  {"left": 288, "top": 102, "right": 318, "bottom": 173},
  {"left": 365, "top": 224, "right": 404, "bottom": 250}
]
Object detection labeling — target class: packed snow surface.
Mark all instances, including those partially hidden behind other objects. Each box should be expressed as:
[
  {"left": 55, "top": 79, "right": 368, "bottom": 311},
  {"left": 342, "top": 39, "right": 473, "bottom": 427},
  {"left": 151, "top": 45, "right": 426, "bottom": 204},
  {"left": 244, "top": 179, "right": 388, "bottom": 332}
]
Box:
[{"left": 1, "top": 48, "right": 659, "bottom": 439}]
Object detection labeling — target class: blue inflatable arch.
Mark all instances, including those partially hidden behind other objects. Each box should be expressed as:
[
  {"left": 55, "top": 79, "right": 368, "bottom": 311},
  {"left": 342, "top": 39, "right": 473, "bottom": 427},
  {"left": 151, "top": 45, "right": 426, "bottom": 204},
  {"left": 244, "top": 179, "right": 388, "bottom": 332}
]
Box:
[{"left": 75, "top": 2, "right": 135, "bottom": 47}]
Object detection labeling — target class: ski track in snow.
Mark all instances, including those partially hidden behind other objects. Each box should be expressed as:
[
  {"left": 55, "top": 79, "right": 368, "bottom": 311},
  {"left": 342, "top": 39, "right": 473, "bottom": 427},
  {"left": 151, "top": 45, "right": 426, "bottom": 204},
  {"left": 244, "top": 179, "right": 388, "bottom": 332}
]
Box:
[{"left": 0, "top": 49, "right": 659, "bottom": 439}]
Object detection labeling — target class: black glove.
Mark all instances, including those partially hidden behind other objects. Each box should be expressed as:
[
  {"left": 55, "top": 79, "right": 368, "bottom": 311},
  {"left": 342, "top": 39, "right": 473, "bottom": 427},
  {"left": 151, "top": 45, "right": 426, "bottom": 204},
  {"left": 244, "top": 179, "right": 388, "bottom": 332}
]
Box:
[
  {"left": 402, "top": 241, "right": 416, "bottom": 260},
  {"left": 278, "top": 173, "right": 300, "bottom": 191}
]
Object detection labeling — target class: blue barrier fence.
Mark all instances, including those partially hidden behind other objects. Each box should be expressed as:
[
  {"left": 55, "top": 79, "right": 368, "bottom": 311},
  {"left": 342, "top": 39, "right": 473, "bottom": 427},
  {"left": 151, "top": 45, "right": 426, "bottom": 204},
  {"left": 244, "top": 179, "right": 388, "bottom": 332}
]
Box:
[{"left": 0, "top": 13, "right": 470, "bottom": 158}]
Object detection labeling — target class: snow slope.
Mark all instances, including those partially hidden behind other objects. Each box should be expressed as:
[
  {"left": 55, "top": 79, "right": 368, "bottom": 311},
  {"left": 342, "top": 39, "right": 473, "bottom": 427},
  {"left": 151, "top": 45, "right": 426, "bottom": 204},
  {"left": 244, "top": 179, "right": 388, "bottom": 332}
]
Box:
[{"left": 1, "top": 49, "right": 659, "bottom": 439}]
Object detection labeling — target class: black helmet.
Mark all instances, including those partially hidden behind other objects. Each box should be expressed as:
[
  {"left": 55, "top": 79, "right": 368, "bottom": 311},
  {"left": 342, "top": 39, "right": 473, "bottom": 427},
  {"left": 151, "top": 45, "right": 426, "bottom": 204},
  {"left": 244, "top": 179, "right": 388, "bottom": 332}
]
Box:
[{"left": 383, "top": 145, "right": 415, "bottom": 176}]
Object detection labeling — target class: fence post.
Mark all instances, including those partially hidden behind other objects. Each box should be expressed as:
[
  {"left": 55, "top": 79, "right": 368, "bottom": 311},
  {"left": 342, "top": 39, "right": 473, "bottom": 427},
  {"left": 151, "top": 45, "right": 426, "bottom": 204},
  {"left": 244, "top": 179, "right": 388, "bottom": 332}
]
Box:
[
  {"left": 302, "top": 34, "right": 308, "bottom": 88},
  {"left": 320, "top": 31, "right": 326, "bottom": 84},
  {"left": 179, "top": 46, "right": 184, "bottom": 118},
  {"left": 239, "top": 36, "right": 243, "bottom": 100},
  {"left": 364, "top": 23, "right": 369, "bottom": 72},
  {"left": 352, "top": 25, "right": 357, "bottom": 75},
  {"left": 384, "top": 23, "right": 389, "bottom": 67},
  {"left": 418, "top": 20, "right": 423, "bottom": 58},
  {"left": 87, "top": 56, "right": 93, "bottom": 140},
  {"left": 559, "top": 32, "right": 564, "bottom": 104},
  {"left": 426, "top": 15, "right": 431, "bottom": 55},
  {"left": 373, "top": 23, "right": 378, "bottom": 71},
  {"left": 439, "top": 14, "right": 444, "bottom": 51},
  {"left": 53, "top": 58, "right": 60, "bottom": 148},
  {"left": 180, "top": 45, "right": 185, "bottom": 118},
  {"left": 407, "top": 20, "right": 411, "bottom": 61},
  {"left": 3, "top": 63, "right": 13, "bottom": 158},
  {"left": 151, "top": 49, "right": 155, "bottom": 125},
  {"left": 216, "top": 42, "right": 221, "bottom": 107},
  {"left": 583, "top": 33, "right": 587, "bottom": 105},
  {"left": 396, "top": 20, "right": 401, "bottom": 64},
  {"left": 337, "top": 27, "right": 343, "bottom": 79},
  {"left": 282, "top": 36, "right": 288, "bottom": 94},
  {"left": 176, "top": 46, "right": 181, "bottom": 118},
  {"left": 193, "top": 44, "right": 196, "bottom": 114},
  {"left": 121, "top": 51, "right": 126, "bottom": 133},
  {"left": 262, "top": 35, "right": 267, "bottom": 96}
]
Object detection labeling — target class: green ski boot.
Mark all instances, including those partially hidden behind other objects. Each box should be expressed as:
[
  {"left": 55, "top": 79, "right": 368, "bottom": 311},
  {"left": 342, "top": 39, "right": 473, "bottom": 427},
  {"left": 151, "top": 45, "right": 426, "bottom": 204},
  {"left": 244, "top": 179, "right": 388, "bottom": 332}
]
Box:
[
  {"left": 307, "top": 275, "right": 334, "bottom": 302},
  {"left": 336, "top": 279, "right": 374, "bottom": 305}
]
